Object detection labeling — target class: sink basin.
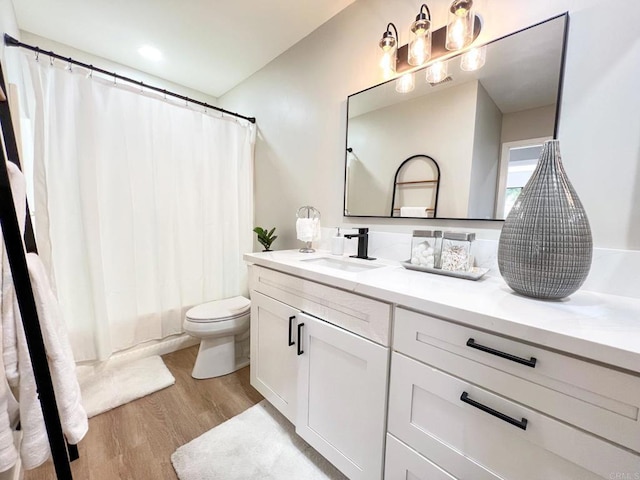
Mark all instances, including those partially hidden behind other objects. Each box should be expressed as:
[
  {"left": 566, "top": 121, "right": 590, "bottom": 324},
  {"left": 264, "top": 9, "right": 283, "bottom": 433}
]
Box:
[{"left": 301, "top": 257, "right": 383, "bottom": 273}]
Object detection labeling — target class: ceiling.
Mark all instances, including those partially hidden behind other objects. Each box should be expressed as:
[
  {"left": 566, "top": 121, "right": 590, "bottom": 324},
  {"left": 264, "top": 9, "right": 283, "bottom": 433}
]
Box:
[{"left": 11, "top": 0, "right": 356, "bottom": 98}]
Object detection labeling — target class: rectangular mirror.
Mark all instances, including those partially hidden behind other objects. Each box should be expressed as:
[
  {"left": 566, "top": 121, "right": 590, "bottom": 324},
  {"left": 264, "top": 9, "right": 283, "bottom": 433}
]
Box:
[{"left": 344, "top": 14, "right": 568, "bottom": 220}]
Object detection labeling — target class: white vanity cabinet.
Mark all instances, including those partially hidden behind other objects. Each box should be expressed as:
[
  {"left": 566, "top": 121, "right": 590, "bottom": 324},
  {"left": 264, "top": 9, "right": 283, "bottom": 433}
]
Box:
[
  {"left": 386, "top": 307, "right": 640, "bottom": 480},
  {"left": 248, "top": 264, "right": 391, "bottom": 480},
  {"left": 250, "top": 291, "right": 299, "bottom": 423},
  {"left": 244, "top": 251, "right": 640, "bottom": 480}
]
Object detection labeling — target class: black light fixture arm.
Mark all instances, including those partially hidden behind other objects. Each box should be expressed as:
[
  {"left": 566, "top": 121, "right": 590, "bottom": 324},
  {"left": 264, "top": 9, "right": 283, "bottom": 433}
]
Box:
[
  {"left": 419, "top": 4, "right": 432, "bottom": 21},
  {"left": 3, "top": 34, "right": 256, "bottom": 124},
  {"left": 385, "top": 22, "right": 399, "bottom": 44}
]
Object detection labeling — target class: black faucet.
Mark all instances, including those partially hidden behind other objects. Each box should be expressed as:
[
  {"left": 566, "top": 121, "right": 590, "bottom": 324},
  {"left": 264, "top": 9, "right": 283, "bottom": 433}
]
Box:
[{"left": 344, "top": 228, "right": 376, "bottom": 260}]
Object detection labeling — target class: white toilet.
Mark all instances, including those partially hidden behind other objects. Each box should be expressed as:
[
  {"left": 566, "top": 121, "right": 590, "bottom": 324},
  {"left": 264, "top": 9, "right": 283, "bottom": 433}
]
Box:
[{"left": 183, "top": 296, "right": 251, "bottom": 379}]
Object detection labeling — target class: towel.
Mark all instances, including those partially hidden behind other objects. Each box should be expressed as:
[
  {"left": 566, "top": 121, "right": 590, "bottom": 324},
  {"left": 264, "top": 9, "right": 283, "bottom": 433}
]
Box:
[
  {"left": 0, "top": 325, "right": 18, "bottom": 473},
  {"left": 400, "top": 206, "right": 433, "bottom": 218},
  {"left": 0, "top": 161, "right": 88, "bottom": 469},
  {"left": 0, "top": 161, "right": 26, "bottom": 472},
  {"left": 296, "top": 218, "right": 321, "bottom": 242},
  {"left": 2, "top": 162, "right": 26, "bottom": 386},
  {"left": 18, "top": 253, "right": 88, "bottom": 469}
]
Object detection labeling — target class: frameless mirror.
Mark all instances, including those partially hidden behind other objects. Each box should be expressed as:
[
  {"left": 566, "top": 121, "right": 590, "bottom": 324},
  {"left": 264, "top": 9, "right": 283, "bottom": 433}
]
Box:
[{"left": 344, "top": 14, "right": 568, "bottom": 220}]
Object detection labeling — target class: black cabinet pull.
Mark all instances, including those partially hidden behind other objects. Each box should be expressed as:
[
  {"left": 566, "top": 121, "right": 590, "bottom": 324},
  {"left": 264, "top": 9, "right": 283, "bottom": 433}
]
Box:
[
  {"left": 466, "top": 338, "right": 537, "bottom": 368},
  {"left": 460, "top": 392, "right": 528, "bottom": 430},
  {"left": 297, "top": 323, "right": 305, "bottom": 356},
  {"left": 288, "top": 316, "right": 295, "bottom": 346}
]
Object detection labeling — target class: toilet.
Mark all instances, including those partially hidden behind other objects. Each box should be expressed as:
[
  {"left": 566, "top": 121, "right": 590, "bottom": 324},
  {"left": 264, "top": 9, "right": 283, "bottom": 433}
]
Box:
[{"left": 183, "top": 296, "right": 251, "bottom": 379}]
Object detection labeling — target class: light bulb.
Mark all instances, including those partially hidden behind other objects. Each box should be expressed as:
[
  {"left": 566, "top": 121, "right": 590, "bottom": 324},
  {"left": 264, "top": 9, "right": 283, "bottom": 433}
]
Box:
[
  {"left": 379, "top": 29, "right": 397, "bottom": 78},
  {"left": 395, "top": 73, "right": 415, "bottom": 93},
  {"left": 380, "top": 50, "right": 396, "bottom": 79},
  {"left": 426, "top": 61, "right": 448, "bottom": 84},
  {"left": 408, "top": 13, "right": 432, "bottom": 67},
  {"left": 448, "top": 18, "right": 466, "bottom": 50},
  {"left": 460, "top": 46, "right": 486, "bottom": 71},
  {"left": 446, "top": 0, "right": 474, "bottom": 51}
]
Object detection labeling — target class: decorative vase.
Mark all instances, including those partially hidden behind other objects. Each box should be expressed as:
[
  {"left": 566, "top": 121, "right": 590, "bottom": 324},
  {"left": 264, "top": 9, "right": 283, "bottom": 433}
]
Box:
[{"left": 498, "top": 140, "right": 593, "bottom": 299}]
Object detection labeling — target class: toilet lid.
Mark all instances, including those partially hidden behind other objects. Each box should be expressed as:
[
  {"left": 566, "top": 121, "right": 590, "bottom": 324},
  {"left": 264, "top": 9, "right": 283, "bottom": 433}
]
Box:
[{"left": 186, "top": 296, "right": 250, "bottom": 323}]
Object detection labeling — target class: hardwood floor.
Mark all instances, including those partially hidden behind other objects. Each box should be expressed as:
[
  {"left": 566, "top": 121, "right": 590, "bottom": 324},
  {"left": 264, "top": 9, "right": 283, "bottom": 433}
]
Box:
[{"left": 25, "top": 345, "right": 263, "bottom": 480}]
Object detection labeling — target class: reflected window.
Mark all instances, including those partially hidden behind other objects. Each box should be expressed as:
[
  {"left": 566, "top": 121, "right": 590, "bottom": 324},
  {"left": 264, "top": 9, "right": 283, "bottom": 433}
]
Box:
[{"left": 502, "top": 144, "right": 541, "bottom": 217}]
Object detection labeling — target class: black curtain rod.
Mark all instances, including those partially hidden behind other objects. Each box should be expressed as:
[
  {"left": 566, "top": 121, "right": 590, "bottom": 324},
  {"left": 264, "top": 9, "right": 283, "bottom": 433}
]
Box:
[{"left": 4, "top": 34, "right": 256, "bottom": 124}]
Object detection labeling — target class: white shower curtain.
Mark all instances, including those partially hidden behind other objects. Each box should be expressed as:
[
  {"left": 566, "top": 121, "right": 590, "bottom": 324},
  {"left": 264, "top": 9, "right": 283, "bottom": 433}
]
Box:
[{"left": 19, "top": 58, "right": 254, "bottom": 362}]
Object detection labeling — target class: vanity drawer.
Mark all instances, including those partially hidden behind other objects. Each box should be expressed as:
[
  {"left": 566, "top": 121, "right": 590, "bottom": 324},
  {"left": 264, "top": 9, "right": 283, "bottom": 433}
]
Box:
[
  {"left": 388, "top": 352, "right": 640, "bottom": 480},
  {"left": 384, "top": 434, "right": 499, "bottom": 480},
  {"left": 394, "top": 307, "right": 640, "bottom": 451},
  {"left": 249, "top": 265, "right": 392, "bottom": 345}
]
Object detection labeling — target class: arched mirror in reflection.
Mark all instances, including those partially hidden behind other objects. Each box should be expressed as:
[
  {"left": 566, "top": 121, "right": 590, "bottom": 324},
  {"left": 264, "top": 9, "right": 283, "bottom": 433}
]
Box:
[{"left": 343, "top": 14, "right": 568, "bottom": 220}]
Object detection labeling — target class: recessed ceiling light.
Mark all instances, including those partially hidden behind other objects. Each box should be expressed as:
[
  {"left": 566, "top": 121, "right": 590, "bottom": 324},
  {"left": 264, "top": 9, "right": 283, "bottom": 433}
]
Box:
[{"left": 138, "top": 45, "right": 163, "bottom": 61}]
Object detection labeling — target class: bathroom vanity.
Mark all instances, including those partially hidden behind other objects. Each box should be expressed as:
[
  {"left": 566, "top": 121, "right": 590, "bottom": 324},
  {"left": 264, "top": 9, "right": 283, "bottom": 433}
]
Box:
[{"left": 244, "top": 250, "right": 640, "bottom": 480}]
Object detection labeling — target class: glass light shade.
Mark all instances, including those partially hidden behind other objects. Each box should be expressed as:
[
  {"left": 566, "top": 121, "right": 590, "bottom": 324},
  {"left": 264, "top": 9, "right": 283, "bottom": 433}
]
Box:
[
  {"left": 460, "top": 45, "right": 486, "bottom": 71},
  {"left": 446, "top": 0, "right": 474, "bottom": 51},
  {"left": 379, "top": 34, "right": 397, "bottom": 79},
  {"left": 408, "top": 18, "right": 432, "bottom": 66},
  {"left": 425, "top": 61, "right": 448, "bottom": 84},
  {"left": 395, "top": 73, "right": 415, "bottom": 93}
]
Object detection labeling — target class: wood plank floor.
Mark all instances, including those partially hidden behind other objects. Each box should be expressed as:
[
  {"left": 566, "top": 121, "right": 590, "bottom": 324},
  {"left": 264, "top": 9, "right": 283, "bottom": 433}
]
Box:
[{"left": 25, "top": 345, "right": 263, "bottom": 480}]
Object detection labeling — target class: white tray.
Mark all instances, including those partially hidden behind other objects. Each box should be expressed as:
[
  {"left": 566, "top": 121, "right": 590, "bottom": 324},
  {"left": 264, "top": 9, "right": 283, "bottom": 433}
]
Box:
[{"left": 401, "top": 261, "right": 489, "bottom": 281}]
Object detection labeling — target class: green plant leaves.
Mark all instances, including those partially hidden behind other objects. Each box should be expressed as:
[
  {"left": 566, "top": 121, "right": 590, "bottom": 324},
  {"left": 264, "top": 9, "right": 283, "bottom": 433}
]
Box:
[{"left": 253, "top": 226, "right": 277, "bottom": 250}]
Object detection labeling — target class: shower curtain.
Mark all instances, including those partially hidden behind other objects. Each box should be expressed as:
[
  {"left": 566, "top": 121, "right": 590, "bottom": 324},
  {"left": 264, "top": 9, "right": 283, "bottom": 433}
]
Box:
[{"left": 16, "top": 57, "right": 254, "bottom": 362}]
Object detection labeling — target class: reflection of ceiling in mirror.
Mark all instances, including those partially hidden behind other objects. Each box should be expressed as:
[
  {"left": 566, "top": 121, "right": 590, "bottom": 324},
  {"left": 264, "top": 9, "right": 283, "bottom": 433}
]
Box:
[{"left": 349, "top": 17, "right": 564, "bottom": 118}]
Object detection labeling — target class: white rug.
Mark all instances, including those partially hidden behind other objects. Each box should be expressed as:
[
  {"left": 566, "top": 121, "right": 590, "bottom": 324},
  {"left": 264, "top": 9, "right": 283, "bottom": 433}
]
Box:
[
  {"left": 80, "top": 355, "right": 175, "bottom": 418},
  {"left": 171, "top": 400, "right": 347, "bottom": 480}
]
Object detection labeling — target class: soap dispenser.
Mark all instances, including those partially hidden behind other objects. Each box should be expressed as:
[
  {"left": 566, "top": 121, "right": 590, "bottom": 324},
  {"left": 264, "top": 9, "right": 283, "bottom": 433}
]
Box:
[{"left": 331, "top": 227, "right": 345, "bottom": 255}]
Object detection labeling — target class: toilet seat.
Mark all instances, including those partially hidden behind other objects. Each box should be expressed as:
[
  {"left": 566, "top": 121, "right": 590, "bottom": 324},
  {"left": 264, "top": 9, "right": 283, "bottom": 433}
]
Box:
[{"left": 186, "top": 296, "right": 250, "bottom": 323}]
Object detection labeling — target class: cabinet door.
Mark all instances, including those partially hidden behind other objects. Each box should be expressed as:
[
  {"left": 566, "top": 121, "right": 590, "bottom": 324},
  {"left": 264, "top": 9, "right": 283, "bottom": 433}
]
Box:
[
  {"left": 250, "top": 291, "right": 299, "bottom": 423},
  {"left": 296, "top": 312, "right": 388, "bottom": 480}
]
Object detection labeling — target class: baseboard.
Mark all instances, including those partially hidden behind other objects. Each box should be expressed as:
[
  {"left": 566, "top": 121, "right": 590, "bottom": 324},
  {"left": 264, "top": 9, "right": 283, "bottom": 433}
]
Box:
[
  {"left": 111, "top": 334, "right": 200, "bottom": 363},
  {"left": 77, "top": 334, "right": 200, "bottom": 373}
]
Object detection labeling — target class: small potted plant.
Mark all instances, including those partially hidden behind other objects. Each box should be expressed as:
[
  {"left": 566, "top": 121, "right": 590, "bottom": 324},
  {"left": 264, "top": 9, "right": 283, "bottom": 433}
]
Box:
[{"left": 253, "top": 227, "right": 278, "bottom": 252}]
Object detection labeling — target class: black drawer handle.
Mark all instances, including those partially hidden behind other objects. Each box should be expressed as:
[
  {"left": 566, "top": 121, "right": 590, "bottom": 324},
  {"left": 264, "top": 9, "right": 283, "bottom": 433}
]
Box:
[
  {"left": 466, "top": 338, "right": 537, "bottom": 368},
  {"left": 460, "top": 392, "right": 528, "bottom": 430},
  {"left": 288, "top": 316, "right": 295, "bottom": 346},
  {"left": 297, "top": 323, "right": 305, "bottom": 356}
]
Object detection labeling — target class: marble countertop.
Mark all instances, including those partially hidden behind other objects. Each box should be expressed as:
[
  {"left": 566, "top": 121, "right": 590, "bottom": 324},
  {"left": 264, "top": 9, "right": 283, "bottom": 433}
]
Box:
[{"left": 244, "top": 250, "right": 640, "bottom": 373}]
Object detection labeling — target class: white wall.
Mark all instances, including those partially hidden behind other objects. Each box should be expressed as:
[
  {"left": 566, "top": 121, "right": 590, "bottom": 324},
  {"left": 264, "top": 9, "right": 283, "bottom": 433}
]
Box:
[
  {"left": 468, "top": 82, "right": 502, "bottom": 219},
  {"left": 501, "top": 104, "right": 555, "bottom": 144},
  {"left": 0, "top": 0, "right": 19, "bottom": 81},
  {"left": 220, "top": 0, "right": 640, "bottom": 250},
  {"left": 347, "top": 81, "right": 478, "bottom": 218}
]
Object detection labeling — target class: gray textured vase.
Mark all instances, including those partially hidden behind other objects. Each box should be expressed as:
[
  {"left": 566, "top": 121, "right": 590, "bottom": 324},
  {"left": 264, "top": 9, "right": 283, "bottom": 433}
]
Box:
[{"left": 498, "top": 140, "right": 593, "bottom": 299}]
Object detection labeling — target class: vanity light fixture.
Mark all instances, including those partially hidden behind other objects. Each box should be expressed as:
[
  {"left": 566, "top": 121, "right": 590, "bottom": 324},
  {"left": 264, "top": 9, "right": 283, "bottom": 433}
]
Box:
[
  {"left": 446, "top": 0, "right": 475, "bottom": 51},
  {"left": 378, "top": 1, "right": 481, "bottom": 77},
  {"left": 395, "top": 72, "right": 416, "bottom": 93},
  {"left": 379, "top": 23, "right": 399, "bottom": 79},
  {"left": 425, "top": 60, "right": 448, "bottom": 84},
  {"left": 460, "top": 45, "right": 486, "bottom": 71},
  {"left": 408, "top": 4, "right": 432, "bottom": 66}
]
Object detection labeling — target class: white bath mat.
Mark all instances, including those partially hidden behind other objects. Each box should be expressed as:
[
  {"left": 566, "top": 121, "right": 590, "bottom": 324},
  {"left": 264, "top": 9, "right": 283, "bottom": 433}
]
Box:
[
  {"left": 80, "top": 355, "right": 175, "bottom": 418},
  {"left": 171, "top": 400, "right": 347, "bottom": 480}
]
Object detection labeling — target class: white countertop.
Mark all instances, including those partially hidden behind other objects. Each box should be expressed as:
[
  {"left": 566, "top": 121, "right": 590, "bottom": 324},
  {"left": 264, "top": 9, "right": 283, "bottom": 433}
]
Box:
[{"left": 244, "top": 250, "right": 640, "bottom": 373}]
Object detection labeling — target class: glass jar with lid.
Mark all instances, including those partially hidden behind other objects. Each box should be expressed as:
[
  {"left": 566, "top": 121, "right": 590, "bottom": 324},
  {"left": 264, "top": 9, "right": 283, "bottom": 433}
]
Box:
[
  {"left": 410, "top": 230, "right": 443, "bottom": 269},
  {"left": 440, "top": 232, "right": 475, "bottom": 272}
]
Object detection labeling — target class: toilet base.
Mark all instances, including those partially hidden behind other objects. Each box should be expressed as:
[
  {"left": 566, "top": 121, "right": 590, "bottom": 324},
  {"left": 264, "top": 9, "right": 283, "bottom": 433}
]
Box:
[{"left": 191, "top": 335, "right": 250, "bottom": 379}]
